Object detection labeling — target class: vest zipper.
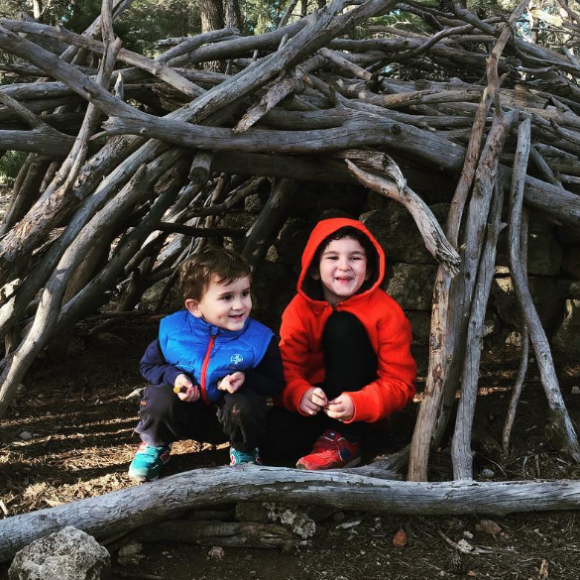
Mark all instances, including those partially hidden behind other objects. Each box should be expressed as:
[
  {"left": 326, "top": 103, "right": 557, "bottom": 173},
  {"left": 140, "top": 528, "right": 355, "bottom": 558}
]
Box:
[{"left": 200, "top": 334, "right": 216, "bottom": 404}]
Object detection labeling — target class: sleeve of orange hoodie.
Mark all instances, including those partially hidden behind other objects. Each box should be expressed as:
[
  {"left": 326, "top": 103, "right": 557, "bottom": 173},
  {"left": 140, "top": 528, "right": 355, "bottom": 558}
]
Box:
[
  {"left": 275, "top": 296, "right": 317, "bottom": 415},
  {"left": 345, "top": 301, "right": 416, "bottom": 424}
]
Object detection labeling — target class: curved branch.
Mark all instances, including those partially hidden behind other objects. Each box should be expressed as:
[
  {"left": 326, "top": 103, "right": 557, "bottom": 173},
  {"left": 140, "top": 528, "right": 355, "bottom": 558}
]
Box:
[{"left": 346, "top": 159, "right": 460, "bottom": 275}]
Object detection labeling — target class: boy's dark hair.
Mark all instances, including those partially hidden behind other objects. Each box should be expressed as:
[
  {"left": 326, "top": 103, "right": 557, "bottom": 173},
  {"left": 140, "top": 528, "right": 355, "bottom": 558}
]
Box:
[{"left": 179, "top": 247, "right": 252, "bottom": 301}]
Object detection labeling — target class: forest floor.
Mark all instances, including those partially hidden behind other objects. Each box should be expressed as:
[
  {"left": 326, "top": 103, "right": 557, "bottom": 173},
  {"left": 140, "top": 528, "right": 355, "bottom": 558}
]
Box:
[{"left": 1, "top": 316, "right": 580, "bottom": 580}]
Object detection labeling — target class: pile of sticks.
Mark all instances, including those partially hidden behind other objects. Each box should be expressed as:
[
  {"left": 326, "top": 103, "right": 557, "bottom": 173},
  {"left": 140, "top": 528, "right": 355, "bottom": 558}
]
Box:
[{"left": 0, "top": 0, "right": 580, "bottom": 482}]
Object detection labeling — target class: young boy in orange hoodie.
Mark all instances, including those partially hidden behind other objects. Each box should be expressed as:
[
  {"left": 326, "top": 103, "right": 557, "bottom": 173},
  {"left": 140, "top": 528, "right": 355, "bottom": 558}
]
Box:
[{"left": 264, "top": 218, "right": 417, "bottom": 470}]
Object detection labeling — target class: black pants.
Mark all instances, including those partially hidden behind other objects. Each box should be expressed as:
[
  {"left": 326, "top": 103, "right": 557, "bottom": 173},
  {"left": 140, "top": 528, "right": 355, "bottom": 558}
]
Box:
[
  {"left": 262, "top": 310, "right": 378, "bottom": 462},
  {"left": 135, "top": 385, "right": 267, "bottom": 453}
]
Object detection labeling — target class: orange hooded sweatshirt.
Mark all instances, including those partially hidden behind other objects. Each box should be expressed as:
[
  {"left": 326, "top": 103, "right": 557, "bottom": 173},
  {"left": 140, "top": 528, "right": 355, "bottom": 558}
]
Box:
[{"left": 276, "top": 218, "right": 416, "bottom": 423}]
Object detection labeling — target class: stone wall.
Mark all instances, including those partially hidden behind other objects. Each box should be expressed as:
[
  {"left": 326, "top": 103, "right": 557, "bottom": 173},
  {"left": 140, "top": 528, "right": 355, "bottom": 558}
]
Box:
[{"left": 224, "top": 180, "right": 579, "bottom": 358}]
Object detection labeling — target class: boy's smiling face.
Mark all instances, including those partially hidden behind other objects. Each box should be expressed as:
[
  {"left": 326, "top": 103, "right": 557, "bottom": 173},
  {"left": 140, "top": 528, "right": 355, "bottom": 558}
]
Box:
[
  {"left": 185, "top": 275, "right": 252, "bottom": 331},
  {"left": 314, "top": 237, "right": 369, "bottom": 306}
]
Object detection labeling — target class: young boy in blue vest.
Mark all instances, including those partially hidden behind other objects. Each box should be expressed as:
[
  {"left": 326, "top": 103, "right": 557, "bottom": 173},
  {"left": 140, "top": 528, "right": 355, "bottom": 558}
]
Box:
[{"left": 128, "top": 247, "right": 285, "bottom": 482}]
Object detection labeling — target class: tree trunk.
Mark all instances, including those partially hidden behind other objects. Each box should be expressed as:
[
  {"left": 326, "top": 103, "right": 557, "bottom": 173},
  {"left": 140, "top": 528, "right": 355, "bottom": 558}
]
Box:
[{"left": 201, "top": 0, "right": 225, "bottom": 33}]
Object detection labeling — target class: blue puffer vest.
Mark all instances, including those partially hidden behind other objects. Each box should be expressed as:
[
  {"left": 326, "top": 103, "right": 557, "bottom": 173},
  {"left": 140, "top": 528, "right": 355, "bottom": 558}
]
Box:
[{"left": 158, "top": 310, "right": 274, "bottom": 403}]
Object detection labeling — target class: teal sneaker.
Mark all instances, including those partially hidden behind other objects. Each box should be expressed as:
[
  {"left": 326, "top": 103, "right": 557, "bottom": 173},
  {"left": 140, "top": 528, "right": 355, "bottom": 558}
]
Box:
[
  {"left": 229, "top": 447, "right": 262, "bottom": 466},
  {"left": 128, "top": 442, "right": 171, "bottom": 481}
]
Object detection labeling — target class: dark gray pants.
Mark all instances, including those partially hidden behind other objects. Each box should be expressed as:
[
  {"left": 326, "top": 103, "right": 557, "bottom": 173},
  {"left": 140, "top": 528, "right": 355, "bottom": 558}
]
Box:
[{"left": 135, "top": 385, "right": 268, "bottom": 453}]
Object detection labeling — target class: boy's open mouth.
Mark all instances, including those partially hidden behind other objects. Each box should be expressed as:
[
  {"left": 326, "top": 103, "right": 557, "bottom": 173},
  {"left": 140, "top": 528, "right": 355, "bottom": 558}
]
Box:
[{"left": 335, "top": 276, "right": 353, "bottom": 282}]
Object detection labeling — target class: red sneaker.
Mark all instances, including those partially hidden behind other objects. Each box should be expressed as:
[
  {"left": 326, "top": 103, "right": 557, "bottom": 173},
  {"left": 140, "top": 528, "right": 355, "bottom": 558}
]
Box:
[{"left": 296, "top": 430, "right": 361, "bottom": 470}]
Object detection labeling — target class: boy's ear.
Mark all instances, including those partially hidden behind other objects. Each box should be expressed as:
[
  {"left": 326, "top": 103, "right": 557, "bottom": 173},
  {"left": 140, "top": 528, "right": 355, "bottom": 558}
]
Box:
[
  {"left": 310, "top": 270, "right": 320, "bottom": 280},
  {"left": 185, "top": 298, "right": 203, "bottom": 318}
]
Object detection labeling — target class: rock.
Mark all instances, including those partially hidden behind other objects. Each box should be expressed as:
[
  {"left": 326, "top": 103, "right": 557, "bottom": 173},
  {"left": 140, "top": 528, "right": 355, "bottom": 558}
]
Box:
[
  {"left": 392, "top": 528, "right": 407, "bottom": 548},
  {"left": 497, "top": 219, "right": 562, "bottom": 276},
  {"left": 207, "top": 546, "right": 225, "bottom": 560},
  {"left": 96, "top": 333, "right": 127, "bottom": 347},
  {"left": 483, "top": 313, "right": 500, "bottom": 338},
  {"left": 407, "top": 311, "right": 431, "bottom": 343},
  {"left": 19, "top": 431, "right": 33, "bottom": 441},
  {"left": 572, "top": 386, "right": 580, "bottom": 395},
  {"left": 9, "top": 526, "right": 110, "bottom": 580},
  {"left": 571, "top": 282, "right": 580, "bottom": 298},
  {"left": 563, "top": 247, "right": 580, "bottom": 280},
  {"left": 235, "top": 502, "right": 270, "bottom": 524},
  {"left": 557, "top": 222, "right": 580, "bottom": 245},
  {"left": 244, "top": 193, "right": 266, "bottom": 214},
  {"left": 491, "top": 276, "right": 565, "bottom": 332},
  {"left": 361, "top": 202, "right": 449, "bottom": 265},
  {"left": 385, "top": 264, "right": 437, "bottom": 311},
  {"left": 266, "top": 504, "right": 316, "bottom": 539},
  {"left": 140, "top": 277, "right": 182, "bottom": 312},
  {"left": 251, "top": 262, "right": 296, "bottom": 330},
  {"left": 480, "top": 468, "right": 495, "bottom": 478},
  {"left": 362, "top": 190, "right": 390, "bottom": 211},
  {"left": 553, "top": 300, "right": 580, "bottom": 357},
  {"left": 274, "top": 218, "right": 312, "bottom": 267},
  {"left": 117, "top": 542, "right": 143, "bottom": 567},
  {"left": 476, "top": 519, "right": 502, "bottom": 535}
]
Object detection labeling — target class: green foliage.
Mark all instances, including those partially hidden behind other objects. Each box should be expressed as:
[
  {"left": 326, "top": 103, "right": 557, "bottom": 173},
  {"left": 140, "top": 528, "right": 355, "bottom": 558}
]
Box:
[
  {"left": 0, "top": 151, "right": 27, "bottom": 184},
  {"left": 243, "top": 0, "right": 286, "bottom": 33},
  {"left": 116, "top": 0, "right": 201, "bottom": 56}
]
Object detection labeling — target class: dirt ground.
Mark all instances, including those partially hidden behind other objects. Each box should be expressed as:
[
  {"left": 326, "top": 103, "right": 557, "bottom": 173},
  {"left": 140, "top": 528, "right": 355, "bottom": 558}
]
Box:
[{"left": 1, "top": 317, "right": 580, "bottom": 580}]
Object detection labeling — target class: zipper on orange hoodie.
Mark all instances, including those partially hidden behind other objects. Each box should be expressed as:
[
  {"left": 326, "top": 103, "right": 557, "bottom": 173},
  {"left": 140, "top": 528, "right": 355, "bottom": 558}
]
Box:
[{"left": 200, "top": 334, "right": 216, "bottom": 404}]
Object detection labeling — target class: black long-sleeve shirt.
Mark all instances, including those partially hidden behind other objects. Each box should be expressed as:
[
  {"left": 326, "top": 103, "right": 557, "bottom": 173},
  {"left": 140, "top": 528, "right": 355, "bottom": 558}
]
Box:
[{"left": 140, "top": 337, "right": 285, "bottom": 398}]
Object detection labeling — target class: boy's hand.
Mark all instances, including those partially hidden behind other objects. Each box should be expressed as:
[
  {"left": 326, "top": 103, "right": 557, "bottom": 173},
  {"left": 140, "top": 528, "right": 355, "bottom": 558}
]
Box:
[
  {"left": 299, "top": 387, "right": 328, "bottom": 416},
  {"left": 324, "top": 393, "right": 354, "bottom": 422},
  {"left": 217, "top": 371, "right": 245, "bottom": 394},
  {"left": 173, "top": 374, "right": 200, "bottom": 403}
]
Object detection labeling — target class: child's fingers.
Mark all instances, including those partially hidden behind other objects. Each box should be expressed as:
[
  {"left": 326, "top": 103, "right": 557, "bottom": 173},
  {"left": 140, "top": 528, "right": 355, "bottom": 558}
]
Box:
[
  {"left": 218, "top": 377, "right": 231, "bottom": 391},
  {"left": 311, "top": 388, "right": 328, "bottom": 407}
]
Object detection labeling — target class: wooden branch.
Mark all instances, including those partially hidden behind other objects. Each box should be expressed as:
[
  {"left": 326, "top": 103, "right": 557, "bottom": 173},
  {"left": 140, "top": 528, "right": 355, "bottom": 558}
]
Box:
[
  {"left": 345, "top": 158, "right": 460, "bottom": 275},
  {"left": 242, "top": 178, "right": 297, "bottom": 270},
  {"left": 502, "top": 211, "right": 529, "bottom": 457},
  {"left": 486, "top": 0, "right": 530, "bottom": 106},
  {"left": 0, "top": 20, "right": 205, "bottom": 99},
  {"left": 0, "top": 150, "right": 185, "bottom": 416},
  {"left": 530, "top": 146, "right": 564, "bottom": 189},
  {"left": 3, "top": 466, "right": 580, "bottom": 562},
  {"left": 452, "top": 178, "right": 505, "bottom": 480},
  {"left": 0, "top": 25, "right": 136, "bottom": 119},
  {"left": 409, "top": 109, "right": 518, "bottom": 482},
  {"left": 155, "top": 223, "right": 246, "bottom": 238},
  {"left": 233, "top": 76, "right": 306, "bottom": 133},
  {"left": 133, "top": 520, "right": 302, "bottom": 549},
  {"left": 0, "top": 156, "right": 50, "bottom": 236},
  {"left": 156, "top": 27, "right": 240, "bottom": 65},
  {"left": 0, "top": 92, "right": 63, "bottom": 133},
  {"left": 507, "top": 119, "right": 580, "bottom": 461},
  {"left": 319, "top": 47, "right": 372, "bottom": 81},
  {"left": 188, "top": 150, "right": 215, "bottom": 186}
]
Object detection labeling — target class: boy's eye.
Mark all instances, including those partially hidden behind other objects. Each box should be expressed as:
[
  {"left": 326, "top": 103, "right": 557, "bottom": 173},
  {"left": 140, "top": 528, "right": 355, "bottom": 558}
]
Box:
[
  {"left": 242, "top": 290, "right": 250, "bottom": 297},
  {"left": 221, "top": 294, "right": 233, "bottom": 301}
]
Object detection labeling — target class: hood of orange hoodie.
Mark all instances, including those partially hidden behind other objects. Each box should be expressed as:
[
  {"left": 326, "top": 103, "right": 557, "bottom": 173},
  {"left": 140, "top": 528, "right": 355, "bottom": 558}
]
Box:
[{"left": 297, "top": 218, "right": 385, "bottom": 305}]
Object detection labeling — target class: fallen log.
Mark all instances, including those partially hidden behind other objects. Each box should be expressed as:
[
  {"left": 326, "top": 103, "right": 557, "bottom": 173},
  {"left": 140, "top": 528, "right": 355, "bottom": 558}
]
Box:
[{"left": 2, "top": 466, "right": 580, "bottom": 562}]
